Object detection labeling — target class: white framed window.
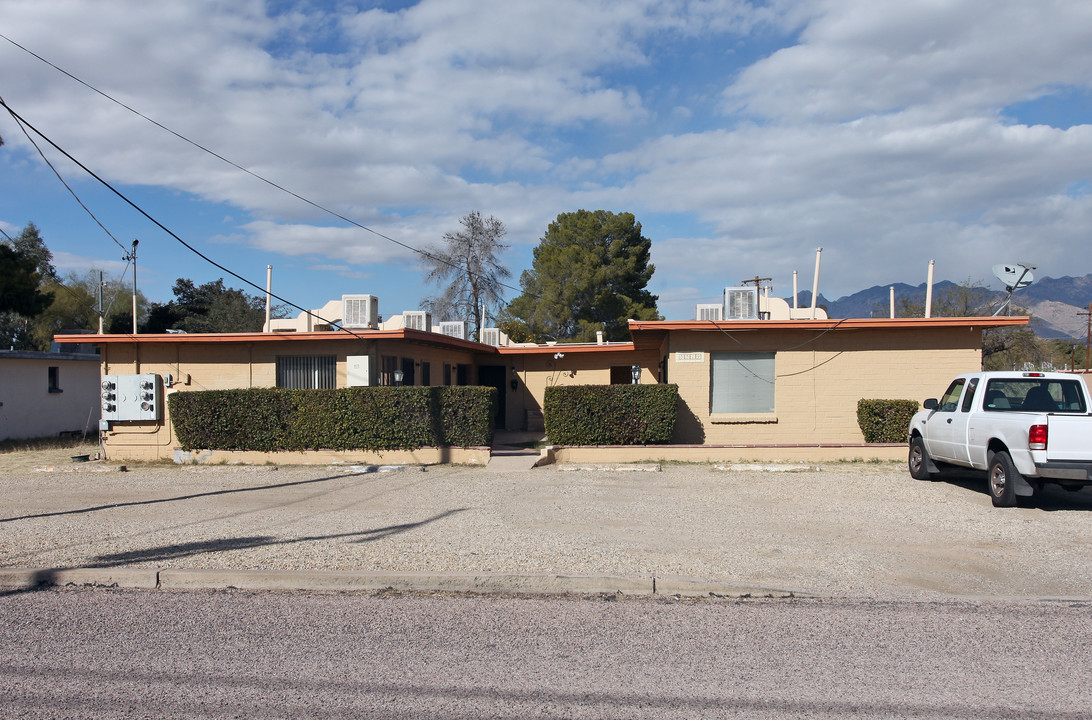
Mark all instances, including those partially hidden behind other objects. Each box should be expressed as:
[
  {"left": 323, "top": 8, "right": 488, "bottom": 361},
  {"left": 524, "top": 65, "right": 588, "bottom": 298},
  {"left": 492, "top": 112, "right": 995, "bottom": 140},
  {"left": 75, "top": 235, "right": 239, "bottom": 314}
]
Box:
[
  {"left": 711, "top": 352, "right": 775, "bottom": 414},
  {"left": 276, "top": 355, "right": 336, "bottom": 389}
]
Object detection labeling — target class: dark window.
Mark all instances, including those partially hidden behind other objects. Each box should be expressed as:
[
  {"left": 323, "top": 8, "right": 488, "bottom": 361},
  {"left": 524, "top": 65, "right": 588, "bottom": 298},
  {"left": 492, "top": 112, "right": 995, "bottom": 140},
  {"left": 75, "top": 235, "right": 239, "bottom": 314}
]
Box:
[
  {"left": 609, "top": 366, "right": 632, "bottom": 385},
  {"left": 444, "top": 363, "right": 453, "bottom": 386},
  {"left": 421, "top": 362, "right": 431, "bottom": 386},
  {"left": 400, "top": 357, "right": 415, "bottom": 386},
  {"left": 380, "top": 356, "right": 398, "bottom": 386},
  {"left": 276, "top": 356, "right": 336, "bottom": 389},
  {"left": 456, "top": 364, "right": 469, "bottom": 386},
  {"left": 48, "top": 366, "right": 62, "bottom": 393}
]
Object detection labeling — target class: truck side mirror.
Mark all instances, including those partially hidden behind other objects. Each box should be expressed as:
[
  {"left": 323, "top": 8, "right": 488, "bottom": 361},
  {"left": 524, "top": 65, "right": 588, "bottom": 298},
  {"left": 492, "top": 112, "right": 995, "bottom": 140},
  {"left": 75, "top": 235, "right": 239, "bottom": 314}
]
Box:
[{"left": 923, "top": 398, "right": 938, "bottom": 410}]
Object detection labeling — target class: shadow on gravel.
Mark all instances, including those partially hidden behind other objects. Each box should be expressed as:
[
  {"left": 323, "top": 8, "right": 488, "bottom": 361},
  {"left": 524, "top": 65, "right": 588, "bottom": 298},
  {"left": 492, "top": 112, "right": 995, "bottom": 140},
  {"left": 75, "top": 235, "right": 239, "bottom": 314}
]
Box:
[
  {"left": 0, "top": 472, "right": 375, "bottom": 524},
  {"left": 929, "top": 469, "right": 1092, "bottom": 511},
  {"left": 86, "top": 508, "right": 468, "bottom": 568}
]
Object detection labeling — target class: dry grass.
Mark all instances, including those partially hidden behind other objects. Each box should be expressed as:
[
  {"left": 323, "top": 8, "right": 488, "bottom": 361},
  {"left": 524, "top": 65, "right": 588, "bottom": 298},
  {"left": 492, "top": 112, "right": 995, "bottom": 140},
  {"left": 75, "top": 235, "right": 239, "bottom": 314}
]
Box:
[{"left": 0, "top": 436, "right": 101, "bottom": 473}]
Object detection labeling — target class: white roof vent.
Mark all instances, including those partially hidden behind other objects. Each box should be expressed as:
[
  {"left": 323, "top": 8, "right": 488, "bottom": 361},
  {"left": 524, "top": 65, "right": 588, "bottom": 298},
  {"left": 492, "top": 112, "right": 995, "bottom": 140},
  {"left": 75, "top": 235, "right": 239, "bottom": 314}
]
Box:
[
  {"left": 695, "top": 303, "right": 723, "bottom": 321},
  {"left": 342, "top": 294, "right": 378, "bottom": 329},
  {"left": 438, "top": 321, "right": 468, "bottom": 340},
  {"left": 724, "top": 287, "right": 759, "bottom": 320},
  {"left": 480, "top": 327, "right": 505, "bottom": 346},
  {"left": 403, "top": 311, "right": 432, "bottom": 332}
]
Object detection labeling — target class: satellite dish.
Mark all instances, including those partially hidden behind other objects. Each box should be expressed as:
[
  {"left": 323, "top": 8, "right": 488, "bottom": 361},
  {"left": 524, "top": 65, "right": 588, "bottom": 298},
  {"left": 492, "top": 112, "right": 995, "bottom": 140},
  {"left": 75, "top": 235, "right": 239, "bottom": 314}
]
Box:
[
  {"left": 991, "top": 262, "right": 1036, "bottom": 316},
  {"left": 992, "top": 263, "right": 1034, "bottom": 291}
]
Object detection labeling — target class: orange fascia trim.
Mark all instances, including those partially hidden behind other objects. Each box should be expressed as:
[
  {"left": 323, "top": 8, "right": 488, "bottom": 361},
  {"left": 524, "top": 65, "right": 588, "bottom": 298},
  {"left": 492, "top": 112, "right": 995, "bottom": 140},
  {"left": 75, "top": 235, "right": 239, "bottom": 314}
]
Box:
[
  {"left": 494, "top": 343, "right": 638, "bottom": 355},
  {"left": 627, "top": 316, "right": 1030, "bottom": 332},
  {"left": 52, "top": 328, "right": 498, "bottom": 353}
]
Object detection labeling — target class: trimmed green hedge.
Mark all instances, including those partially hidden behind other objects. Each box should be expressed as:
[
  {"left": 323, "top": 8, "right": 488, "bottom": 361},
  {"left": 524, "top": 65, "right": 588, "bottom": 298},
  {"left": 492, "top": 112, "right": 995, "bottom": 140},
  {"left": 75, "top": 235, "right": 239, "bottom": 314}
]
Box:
[
  {"left": 544, "top": 384, "right": 678, "bottom": 445},
  {"left": 168, "top": 386, "right": 495, "bottom": 452},
  {"left": 856, "top": 398, "right": 920, "bottom": 443}
]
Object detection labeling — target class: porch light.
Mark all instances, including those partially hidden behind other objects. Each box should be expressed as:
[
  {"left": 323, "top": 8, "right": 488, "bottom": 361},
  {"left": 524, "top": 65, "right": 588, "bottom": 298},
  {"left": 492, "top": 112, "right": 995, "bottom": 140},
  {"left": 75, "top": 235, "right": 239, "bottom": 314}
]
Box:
[
  {"left": 631, "top": 365, "right": 641, "bottom": 384},
  {"left": 393, "top": 369, "right": 404, "bottom": 385}
]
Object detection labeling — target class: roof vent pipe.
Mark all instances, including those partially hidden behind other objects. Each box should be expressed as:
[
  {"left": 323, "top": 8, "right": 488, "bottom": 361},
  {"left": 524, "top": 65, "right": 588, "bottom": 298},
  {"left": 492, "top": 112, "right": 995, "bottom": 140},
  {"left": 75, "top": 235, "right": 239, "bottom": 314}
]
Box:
[
  {"left": 925, "top": 260, "right": 935, "bottom": 318},
  {"left": 596, "top": 331, "right": 604, "bottom": 345},
  {"left": 889, "top": 286, "right": 895, "bottom": 319},
  {"left": 264, "top": 265, "right": 272, "bottom": 332},
  {"left": 810, "top": 247, "right": 822, "bottom": 319},
  {"left": 792, "top": 271, "right": 799, "bottom": 310}
]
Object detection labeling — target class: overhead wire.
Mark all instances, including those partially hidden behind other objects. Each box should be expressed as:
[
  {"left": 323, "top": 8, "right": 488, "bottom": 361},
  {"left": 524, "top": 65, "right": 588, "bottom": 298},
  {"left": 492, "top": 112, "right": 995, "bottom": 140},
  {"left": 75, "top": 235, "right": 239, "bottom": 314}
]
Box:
[
  {"left": 0, "top": 97, "right": 364, "bottom": 340},
  {"left": 0, "top": 31, "right": 530, "bottom": 300}
]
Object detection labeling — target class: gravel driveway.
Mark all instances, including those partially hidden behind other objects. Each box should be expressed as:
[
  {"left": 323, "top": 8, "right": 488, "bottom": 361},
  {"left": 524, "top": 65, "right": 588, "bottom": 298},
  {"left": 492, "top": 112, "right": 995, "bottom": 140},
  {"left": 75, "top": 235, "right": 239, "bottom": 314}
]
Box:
[{"left": 2, "top": 445, "right": 1092, "bottom": 600}]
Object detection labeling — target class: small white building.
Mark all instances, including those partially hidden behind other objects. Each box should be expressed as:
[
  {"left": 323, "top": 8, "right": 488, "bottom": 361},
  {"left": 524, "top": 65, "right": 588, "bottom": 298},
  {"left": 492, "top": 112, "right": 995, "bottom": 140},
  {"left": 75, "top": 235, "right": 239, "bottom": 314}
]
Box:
[{"left": 0, "top": 350, "right": 102, "bottom": 441}]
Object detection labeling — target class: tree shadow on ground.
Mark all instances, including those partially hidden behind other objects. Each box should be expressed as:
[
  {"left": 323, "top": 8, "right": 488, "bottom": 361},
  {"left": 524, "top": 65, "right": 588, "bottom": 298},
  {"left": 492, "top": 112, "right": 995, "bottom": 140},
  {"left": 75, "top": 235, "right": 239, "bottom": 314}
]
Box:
[{"left": 0, "top": 472, "right": 376, "bottom": 524}]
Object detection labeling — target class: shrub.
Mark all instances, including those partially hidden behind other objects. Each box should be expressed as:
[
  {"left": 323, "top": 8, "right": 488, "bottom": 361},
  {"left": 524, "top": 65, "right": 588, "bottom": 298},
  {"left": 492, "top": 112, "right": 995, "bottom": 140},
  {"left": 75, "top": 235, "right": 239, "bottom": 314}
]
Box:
[
  {"left": 544, "top": 384, "right": 678, "bottom": 445},
  {"left": 856, "top": 399, "right": 920, "bottom": 443},
  {"left": 168, "top": 386, "right": 495, "bottom": 452}
]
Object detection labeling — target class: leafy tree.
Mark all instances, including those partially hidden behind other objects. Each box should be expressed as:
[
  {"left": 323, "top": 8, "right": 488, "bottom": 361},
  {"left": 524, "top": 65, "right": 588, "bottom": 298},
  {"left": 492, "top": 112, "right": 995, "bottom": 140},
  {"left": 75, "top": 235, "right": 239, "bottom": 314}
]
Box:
[
  {"left": 423, "top": 211, "right": 511, "bottom": 338},
  {"left": 28, "top": 271, "right": 147, "bottom": 346},
  {"left": 0, "top": 223, "right": 56, "bottom": 349},
  {"left": 501, "top": 210, "right": 660, "bottom": 342},
  {"left": 144, "top": 278, "right": 270, "bottom": 333}
]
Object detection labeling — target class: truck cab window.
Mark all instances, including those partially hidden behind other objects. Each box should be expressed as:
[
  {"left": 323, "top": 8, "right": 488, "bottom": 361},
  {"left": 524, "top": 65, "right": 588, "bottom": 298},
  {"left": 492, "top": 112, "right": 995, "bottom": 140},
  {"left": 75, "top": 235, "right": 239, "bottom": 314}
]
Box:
[{"left": 938, "top": 379, "right": 965, "bottom": 412}]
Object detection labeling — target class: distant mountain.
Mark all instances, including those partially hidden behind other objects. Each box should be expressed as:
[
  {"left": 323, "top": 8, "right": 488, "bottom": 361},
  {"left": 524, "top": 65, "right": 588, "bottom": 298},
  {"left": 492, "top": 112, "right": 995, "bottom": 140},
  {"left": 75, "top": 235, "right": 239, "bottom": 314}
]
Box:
[{"left": 789, "top": 274, "right": 1092, "bottom": 340}]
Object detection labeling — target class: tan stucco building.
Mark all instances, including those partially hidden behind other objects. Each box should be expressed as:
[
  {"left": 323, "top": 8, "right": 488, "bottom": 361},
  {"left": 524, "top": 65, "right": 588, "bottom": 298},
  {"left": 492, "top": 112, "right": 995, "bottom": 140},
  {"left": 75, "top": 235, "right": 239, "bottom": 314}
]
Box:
[{"left": 55, "top": 314, "right": 1026, "bottom": 463}]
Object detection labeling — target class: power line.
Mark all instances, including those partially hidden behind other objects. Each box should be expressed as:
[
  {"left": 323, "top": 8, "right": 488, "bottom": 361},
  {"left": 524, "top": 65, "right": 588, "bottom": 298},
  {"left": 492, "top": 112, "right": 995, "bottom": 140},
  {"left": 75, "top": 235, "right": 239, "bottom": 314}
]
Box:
[
  {"left": 0, "top": 97, "right": 367, "bottom": 340},
  {"left": 0, "top": 31, "right": 529, "bottom": 300}
]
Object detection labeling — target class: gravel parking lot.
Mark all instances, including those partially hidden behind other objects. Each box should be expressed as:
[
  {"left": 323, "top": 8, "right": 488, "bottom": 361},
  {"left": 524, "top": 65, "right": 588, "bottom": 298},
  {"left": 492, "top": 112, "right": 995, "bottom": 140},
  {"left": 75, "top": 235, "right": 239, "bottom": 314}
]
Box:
[{"left": 2, "top": 445, "right": 1092, "bottom": 600}]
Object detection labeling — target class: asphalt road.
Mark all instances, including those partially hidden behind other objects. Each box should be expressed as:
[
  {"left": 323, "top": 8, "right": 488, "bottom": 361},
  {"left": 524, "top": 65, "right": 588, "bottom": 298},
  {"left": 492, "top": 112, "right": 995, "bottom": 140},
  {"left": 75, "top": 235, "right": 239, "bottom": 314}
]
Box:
[{"left": 3, "top": 588, "right": 1092, "bottom": 719}]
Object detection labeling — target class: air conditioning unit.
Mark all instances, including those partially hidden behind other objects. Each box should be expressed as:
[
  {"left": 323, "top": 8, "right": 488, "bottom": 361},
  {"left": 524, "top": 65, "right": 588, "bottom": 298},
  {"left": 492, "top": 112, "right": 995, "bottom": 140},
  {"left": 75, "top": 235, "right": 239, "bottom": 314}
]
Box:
[
  {"left": 481, "top": 327, "right": 504, "bottom": 346},
  {"left": 341, "top": 294, "right": 378, "bottom": 329},
  {"left": 438, "top": 321, "right": 468, "bottom": 340},
  {"left": 724, "top": 287, "right": 759, "bottom": 320},
  {"left": 403, "top": 311, "right": 432, "bottom": 331},
  {"left": 695, "top": 303, "right": 723, "bottom": 321}
]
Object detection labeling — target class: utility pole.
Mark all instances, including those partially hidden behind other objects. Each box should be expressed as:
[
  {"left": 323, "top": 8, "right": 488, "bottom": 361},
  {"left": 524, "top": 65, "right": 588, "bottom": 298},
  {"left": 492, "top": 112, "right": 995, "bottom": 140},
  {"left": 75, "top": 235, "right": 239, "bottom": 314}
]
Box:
[
  {"left": 1080, "top": 303, "right": 1092, "bottom": 373},
  {"left": 98, "top": 270, "right": 104, "bottom": 334},
  {"left": 126, "top": 239, "right": 139, "bottom": 335}
]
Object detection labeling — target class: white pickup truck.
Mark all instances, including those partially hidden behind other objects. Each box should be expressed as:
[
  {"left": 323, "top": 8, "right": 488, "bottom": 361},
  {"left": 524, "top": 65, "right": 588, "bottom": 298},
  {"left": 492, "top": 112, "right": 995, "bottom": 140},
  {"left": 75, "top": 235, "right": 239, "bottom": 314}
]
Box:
[{"left": 907, "top": 371, "right": 1092, "bottom": 507}]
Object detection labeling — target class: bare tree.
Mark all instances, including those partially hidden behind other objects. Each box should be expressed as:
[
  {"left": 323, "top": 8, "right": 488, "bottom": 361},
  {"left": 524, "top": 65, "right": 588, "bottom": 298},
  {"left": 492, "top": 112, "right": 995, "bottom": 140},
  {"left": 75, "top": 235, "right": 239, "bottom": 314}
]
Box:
[{"left": 423, "top": 211, "right": 510, "bottom": 338}]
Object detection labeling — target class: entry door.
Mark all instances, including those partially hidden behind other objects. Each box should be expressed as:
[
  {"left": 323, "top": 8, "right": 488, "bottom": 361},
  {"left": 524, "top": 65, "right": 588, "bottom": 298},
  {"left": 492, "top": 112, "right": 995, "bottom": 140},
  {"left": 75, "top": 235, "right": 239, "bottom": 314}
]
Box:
[{"left": 477, "top": 365, "right": 507, "bottom": 430}]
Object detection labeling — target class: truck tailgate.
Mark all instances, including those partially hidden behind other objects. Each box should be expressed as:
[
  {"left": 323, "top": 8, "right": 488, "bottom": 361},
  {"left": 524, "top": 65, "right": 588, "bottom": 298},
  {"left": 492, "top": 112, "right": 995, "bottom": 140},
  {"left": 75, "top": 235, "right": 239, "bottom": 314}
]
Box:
[{"left": 1046, "top": 415, "right": 1092, "bottom": 462}]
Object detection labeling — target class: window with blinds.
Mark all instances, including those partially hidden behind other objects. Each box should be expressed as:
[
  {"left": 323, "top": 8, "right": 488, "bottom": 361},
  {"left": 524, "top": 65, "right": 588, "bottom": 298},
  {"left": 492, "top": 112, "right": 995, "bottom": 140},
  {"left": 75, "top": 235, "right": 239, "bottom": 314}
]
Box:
[
  {"left": 710, "top": 352, "right": 775, "bottom": 414},
  {"left": 276, "top": 355, "right": 336, "bottom": 389}
]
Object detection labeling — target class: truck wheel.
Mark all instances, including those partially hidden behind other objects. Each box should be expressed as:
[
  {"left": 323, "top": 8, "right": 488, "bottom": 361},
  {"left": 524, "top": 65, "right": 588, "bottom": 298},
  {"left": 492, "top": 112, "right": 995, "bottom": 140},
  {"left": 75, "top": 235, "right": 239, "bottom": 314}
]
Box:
[
  {"left": 908, "top": 436, "right": 934, "bottom": 480},
  {"left": 988, "top": 451, "right": 1019, "bottom": 507}
]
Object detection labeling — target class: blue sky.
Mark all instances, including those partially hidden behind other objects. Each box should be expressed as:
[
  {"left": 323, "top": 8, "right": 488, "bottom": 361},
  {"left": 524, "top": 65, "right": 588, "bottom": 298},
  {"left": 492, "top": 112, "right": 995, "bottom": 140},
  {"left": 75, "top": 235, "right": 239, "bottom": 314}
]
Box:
[{"left": 2, "top": 0, "right": 1092, "bottom": 325}]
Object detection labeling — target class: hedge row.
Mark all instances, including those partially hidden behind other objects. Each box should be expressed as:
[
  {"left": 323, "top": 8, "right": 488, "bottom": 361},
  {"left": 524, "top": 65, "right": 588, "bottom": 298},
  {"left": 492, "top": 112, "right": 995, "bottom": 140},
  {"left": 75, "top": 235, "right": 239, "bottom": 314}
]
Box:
[
  {"left": 168, "top": 386, "right": 496, "bottom": 452},
  {"left": 544, "top": 384, "right": 678, "bottom": 445},
  {"left": 856, "top": 398, "right": 920, "bottom": 443}
]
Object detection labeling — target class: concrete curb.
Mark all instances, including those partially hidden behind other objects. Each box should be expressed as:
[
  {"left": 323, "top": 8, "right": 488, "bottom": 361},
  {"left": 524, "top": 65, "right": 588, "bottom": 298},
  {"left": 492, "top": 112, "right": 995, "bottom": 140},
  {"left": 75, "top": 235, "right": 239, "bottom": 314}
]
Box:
[{"left": 0, "top": 567, "right": 804, "bottom": 599}]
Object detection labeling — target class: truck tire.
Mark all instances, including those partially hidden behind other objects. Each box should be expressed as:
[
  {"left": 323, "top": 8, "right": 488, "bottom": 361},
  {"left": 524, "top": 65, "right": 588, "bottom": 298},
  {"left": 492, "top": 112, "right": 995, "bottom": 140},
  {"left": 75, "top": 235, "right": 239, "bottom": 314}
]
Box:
[
  {"left": 908, "top": 436, "right": 935, "bottom": 480},
  {"left": 988, "top": 451, "right": 1019, "bottom": 507}
]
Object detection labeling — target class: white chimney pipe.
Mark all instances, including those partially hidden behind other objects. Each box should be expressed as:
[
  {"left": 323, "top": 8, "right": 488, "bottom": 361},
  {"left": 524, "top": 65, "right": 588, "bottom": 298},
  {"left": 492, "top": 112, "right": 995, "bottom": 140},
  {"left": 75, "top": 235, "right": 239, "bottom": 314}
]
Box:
[
  {"left": 792, "top": 271, "right": 799, "bottom": 310},
  {"left": 265, "top": 265, "right": 273, "bottom": 331},
  {"left": 889, "top": 286, "right": 895, "bottom": 319},
  {"left": 925, "top": 260, "right": 935, "bottom": 318},
  {"left": 810, "top": 247, "right": 822, "bottom": 319}
]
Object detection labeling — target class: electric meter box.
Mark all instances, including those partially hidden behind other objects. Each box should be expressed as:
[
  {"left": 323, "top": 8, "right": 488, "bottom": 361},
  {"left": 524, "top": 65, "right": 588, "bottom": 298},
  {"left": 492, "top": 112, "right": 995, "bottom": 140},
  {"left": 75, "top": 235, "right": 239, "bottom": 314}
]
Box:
[{"left": 100, "top": 373, "right": 163, "bottom": 422}]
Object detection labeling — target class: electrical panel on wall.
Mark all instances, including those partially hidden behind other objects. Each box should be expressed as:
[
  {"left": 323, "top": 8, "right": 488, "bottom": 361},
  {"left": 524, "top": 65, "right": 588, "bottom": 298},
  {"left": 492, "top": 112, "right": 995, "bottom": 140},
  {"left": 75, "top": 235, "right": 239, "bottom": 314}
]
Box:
[{"left": 101, "top": 373, "right": 162, "bottom": 422}]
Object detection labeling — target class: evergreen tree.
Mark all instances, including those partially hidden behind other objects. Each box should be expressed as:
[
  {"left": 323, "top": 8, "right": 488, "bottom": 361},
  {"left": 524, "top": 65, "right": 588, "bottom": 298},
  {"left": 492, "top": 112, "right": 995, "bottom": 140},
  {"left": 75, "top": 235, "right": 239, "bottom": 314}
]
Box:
[{"left": 501, "top": 210, "right": 660, "bottom": 342}]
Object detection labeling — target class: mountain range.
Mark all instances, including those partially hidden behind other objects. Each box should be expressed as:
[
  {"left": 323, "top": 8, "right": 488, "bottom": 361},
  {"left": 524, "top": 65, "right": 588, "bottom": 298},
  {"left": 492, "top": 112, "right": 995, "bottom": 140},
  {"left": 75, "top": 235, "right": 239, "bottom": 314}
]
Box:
[{"left": 792, "top": 273, "right": 1092, "bottom": 340}]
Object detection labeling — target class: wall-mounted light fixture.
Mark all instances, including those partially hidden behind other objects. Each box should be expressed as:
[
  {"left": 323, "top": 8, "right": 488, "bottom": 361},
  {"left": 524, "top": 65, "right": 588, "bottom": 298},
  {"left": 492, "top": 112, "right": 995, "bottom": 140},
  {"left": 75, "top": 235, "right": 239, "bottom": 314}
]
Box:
[
  {"left": 631, "top": 365, "right": 641, "bottom": 384},
  {"left": 393, "top": 369, "right": 404, "bottom": 385}
]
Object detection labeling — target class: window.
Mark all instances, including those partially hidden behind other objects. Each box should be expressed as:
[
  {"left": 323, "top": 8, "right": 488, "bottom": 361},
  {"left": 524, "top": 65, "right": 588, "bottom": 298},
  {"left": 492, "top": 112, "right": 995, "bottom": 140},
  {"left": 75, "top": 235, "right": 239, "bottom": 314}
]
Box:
[
  {"left": 937, "top": 379, "right": 965, "bottom": 412},
  {"left": 380, "top": 355, "right": 399, "bottom": 386},
  {"left": 609, "top": 366, "right": 632, "bottom": 385},
  {"left": 456, "top": 364, "right": 469, "bottom": 386},
  {"left": 48, "top": 366, "right": 62, "bottom": 393},
  {"left": 711, "top": 352, "right": 775, "bottom": 414},
  {"left": 421, "top": 362, "right": 431, "bottom": 386},
  {"left": 276, "top": 356, "right": 336, "bottom": 389},
  {"left": 984, "top": 378, "right": 1087, "bottom": 413},
  {"left": 960, "top": 378, "right": 979, "bottom": 412},
  {"left": 443, "top": 363, "right": 453, "bottom": 386}
]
